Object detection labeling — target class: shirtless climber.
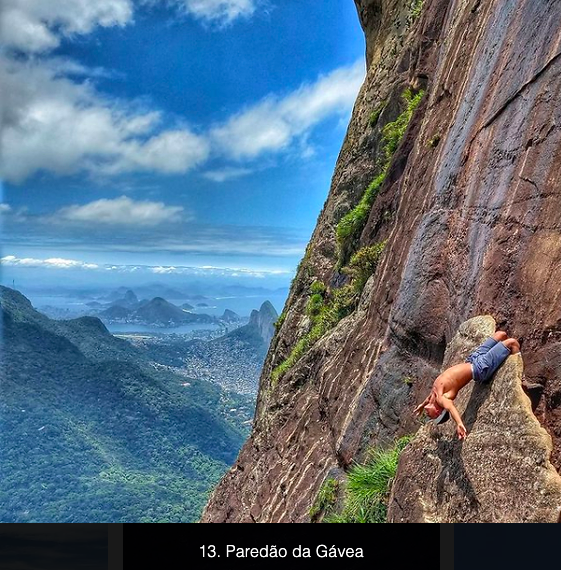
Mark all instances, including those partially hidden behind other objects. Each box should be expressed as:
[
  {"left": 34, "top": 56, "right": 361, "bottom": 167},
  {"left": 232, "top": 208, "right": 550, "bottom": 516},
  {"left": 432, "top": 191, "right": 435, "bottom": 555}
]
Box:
[{"left": 414, "top": 331, "right": 521, "bottom": 440}]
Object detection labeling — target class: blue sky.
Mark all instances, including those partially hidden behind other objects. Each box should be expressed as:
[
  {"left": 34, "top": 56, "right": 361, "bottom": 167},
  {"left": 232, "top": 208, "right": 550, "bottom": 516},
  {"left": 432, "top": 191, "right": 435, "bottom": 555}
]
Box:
[{"left": 0, "top": 0, "right": 365, "bottom": 291}]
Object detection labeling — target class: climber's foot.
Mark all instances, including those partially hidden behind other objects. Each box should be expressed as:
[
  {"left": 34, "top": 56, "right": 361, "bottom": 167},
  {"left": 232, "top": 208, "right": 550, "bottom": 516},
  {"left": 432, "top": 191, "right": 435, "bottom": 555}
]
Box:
[{"left": 502, "top": 338, "right": 520, "bottom": 354}]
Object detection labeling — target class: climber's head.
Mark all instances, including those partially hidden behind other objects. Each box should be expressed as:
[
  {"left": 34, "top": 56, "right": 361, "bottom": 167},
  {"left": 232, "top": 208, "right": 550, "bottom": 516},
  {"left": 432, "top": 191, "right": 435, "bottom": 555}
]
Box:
[{"left": 424, "top": 400, "right": 444, "bottom": 419}]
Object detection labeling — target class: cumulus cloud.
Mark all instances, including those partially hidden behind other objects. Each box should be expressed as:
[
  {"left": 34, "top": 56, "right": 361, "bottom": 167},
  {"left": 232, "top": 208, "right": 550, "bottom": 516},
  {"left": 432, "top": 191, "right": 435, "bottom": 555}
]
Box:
[
  {"left": 0, "top": 57, "right": 210, "bottom": 183},
  {"left": 0, "top": 204, "right": 12, "bottom": 213},
  {"left": 202, "top": 167, "right": 253, "bottom": 182},
  {"left": 210, "top": 60, "right": 365, "bottom": 160},
  {"left": 0, "top": 0, "right": 133, "bottom": 53},
  {"left": 1, "top": 255, "right": 99, "bottom": 269},
  {"left": 0, "top": 54, "right": 363, "bottom": 182},
  {"left": 0, "top": 0, "right": 259, "bottom": 56},
  {"left": 104, "top": 130, "right": 210, "bottom": 175},
  {"left": 55, "top": 196, "right": 185, "bottom": 226},
  {"left": 177, "top": 0, "right": 257, "bottom": 26}
]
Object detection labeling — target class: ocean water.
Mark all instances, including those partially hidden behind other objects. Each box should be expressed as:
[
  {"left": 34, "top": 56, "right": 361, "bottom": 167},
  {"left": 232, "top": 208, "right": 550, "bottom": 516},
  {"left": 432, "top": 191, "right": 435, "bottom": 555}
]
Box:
[
  {"left": 106, "top": 322, "right": 221, "bottom": 334},
  {"left": 25, "top": 291, "right": 288, "bottom": 334}
]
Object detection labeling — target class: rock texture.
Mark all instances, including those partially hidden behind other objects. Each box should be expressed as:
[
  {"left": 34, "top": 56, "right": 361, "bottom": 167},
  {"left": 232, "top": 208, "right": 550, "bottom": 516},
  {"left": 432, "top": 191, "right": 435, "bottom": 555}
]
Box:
[
  {"left": 202, "top": 0, "right": 561, "bottom": 523},
  {"left": 388, "top": 316, "right": 561, "bottom": 523}
]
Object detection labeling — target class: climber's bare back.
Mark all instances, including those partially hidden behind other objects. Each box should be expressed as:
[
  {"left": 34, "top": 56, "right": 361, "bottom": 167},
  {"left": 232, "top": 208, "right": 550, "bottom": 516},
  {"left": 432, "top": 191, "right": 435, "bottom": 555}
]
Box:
[{"left": 433, "top": 363, "right": 473, "bottom": 400}]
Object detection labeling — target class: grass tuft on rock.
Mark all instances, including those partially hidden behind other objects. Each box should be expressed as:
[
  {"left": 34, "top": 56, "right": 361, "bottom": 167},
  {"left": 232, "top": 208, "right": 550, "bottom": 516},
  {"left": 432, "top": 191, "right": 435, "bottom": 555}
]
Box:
[
  {"left": 369, "top": 102, "right": 386, "bottom": 128},
  {"left": 325, "top": 436, "right": 411, "bottom": 524},
  {"left": 410, "top": 0, "right": 424, "bottom": 20},
  {"left": 342, "top": 241, "right": 388, "bottom": 293},
  {"left": 274, "top": 311, "right": 286, "bottom": 330},
  {"left": 381, "top": 88, "right": 425, "bottom": 161},
  {"left": 336, "top": 170, "right": 387, "bottom": 249},
  {"left": 309, "top": 477, "right": 339, "bottom": 521},
  {"left": 271, "top": 284, "right": 357, "bottom": 385},
  {"left": 428, "top": 134, "right": 441, "bottom": 148},
  {"left": 306, "top": 293, "right": 324, "bottom": 317},
  {"left": 310, "top": 280, "right": 327, "bottom": 296},
  {"left": 271, "top": 241, "right": 387, "bottom": 385}
]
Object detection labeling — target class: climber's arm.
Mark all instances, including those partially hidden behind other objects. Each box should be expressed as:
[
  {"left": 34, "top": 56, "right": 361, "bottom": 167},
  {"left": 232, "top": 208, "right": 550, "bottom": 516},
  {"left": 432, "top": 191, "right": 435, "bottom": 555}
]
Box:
[
  {"left": 414, "top": 395, "right": 430, "bottom": 416},
  {"left": 437, "top": 395, "right": 467, "bottom": 439}
]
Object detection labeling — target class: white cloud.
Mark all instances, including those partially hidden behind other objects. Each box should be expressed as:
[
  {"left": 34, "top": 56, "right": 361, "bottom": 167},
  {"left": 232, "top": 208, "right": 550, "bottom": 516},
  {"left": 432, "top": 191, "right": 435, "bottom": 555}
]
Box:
[
  {"left": 202, "top": 167, "right": 253, "bottom": 182},
  {"left": 56, "top": 196, "right": 185, "bottom": 226},
  {"left": 0, "top": 57, "right": 209, "bottom": 182},
  {"left": 151, "top": 266, "right": 178, "bottom": 274},
  {"left": 44, "top": 57, "right": 126, "bottom": 80},
  {"left": 149, "top": 264, "right": 291, "bottom": 278},
  {"left": 0, "top": 55, "right": 363, "bottom": 183},
  {"left": 104, "top": 130, "right": 210, "bottom": 175},
  {"left": 0, "top": 2, "right": 366, "bottom": 189},
  {"left": 177, "top": 0, "right": 257, "bottom": 26},
  {"left": 1, "top": 255, "right": 98, "bottom": 269},
  {"left": 1, "top": 255, "right": 292, "bottom": 277},
  {"left": 146, "top": 263, "right": 292, "bottom": 277},
  {"left": 211, "top": 60, "right": 365, "bottom": 160},
  {"left": 1, "top": 0, "right": 258, "bottom": 55},
  {"left": 0, "top": 0, "right": 259, "bottom": 56},
  {"left": 0, "top": 0, "right": 133, "bottom": 53},
  {"left": 0, "top": 204, "right": 12, "bottom": 213}
]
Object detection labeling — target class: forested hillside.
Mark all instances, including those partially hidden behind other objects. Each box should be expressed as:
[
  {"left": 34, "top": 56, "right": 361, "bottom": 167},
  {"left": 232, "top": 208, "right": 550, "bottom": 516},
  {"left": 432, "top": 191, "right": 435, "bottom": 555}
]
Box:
[{"left": 0, "top": 286, "right": 251, "bottom": 522}]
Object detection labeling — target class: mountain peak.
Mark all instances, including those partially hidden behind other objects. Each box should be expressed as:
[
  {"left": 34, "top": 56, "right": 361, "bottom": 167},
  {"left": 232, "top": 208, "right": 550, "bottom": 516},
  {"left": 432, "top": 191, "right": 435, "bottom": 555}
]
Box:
[
  {"left": 248, "top": 309, "right": 259, "bottom": 325},
  {"left": 124, "top": 290, "right": 138, "bottom": 304},
  {"left": 0, "top": 285, "right": 33, "bottom": 308},
  {"left": 247, "top": 300, "right": 277, "bottom": 345},
  {"left": 221, "top": 309, "right": 240, "bottom": 322},
  {"left": 1, "top": 285, "right": 47, "bottom": 326},
  {"left": 259, "top": 300, "right": 277, "bottom": 316}
]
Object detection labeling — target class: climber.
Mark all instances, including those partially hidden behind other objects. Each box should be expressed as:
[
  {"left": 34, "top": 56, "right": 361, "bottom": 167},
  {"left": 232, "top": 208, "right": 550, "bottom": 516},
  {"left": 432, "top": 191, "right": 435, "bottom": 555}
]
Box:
[{"left": 413, "top": 331, "right": 521, "bottom": 439}]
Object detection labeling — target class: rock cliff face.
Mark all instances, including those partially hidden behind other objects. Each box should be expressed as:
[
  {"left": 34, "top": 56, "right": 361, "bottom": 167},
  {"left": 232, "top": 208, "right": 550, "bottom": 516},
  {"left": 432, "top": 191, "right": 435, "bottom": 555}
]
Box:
[
  {"left": 388, "top": 316, "right": 561, "bottom": 523},
  {"left": 202, "top": 0, "right": 561, "bottom": 522}
]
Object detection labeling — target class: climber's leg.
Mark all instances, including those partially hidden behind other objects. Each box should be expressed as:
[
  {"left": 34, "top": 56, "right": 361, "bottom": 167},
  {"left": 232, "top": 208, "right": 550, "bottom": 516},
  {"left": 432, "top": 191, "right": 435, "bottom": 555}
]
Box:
[
  {"left": 471, "top": 341, "right": 512, "bottom": 383},
  {"left": 502, "top": 338, "right": 520, "bottom": 354},
  {"left": 464, "top": 332, "right": 513, "bottom": 381},
  {"left": 465, "top": 337, "right": 498, "bottom": 363}
]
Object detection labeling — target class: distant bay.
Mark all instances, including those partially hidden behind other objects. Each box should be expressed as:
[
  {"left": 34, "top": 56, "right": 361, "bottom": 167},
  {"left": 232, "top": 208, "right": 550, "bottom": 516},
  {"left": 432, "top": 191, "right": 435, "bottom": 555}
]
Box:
[{"left": 107, "top": 322, "right": 221, "bottom": 334}]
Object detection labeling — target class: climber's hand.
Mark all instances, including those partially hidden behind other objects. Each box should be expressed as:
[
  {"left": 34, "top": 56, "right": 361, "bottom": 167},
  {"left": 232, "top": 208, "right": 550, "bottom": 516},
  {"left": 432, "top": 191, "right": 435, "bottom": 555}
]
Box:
[
  {"left": 456, "top": 424, "right": 467, "bottom": 440},
  {"left": 414, "top": 396, "right": 430, "bottom": 417}
]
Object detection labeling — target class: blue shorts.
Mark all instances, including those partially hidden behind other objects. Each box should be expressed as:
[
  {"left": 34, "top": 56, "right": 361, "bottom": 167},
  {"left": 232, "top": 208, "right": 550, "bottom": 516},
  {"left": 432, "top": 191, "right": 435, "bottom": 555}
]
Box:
[{"left": 465, "top": 337, "right": 511, "bottom": 383}]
